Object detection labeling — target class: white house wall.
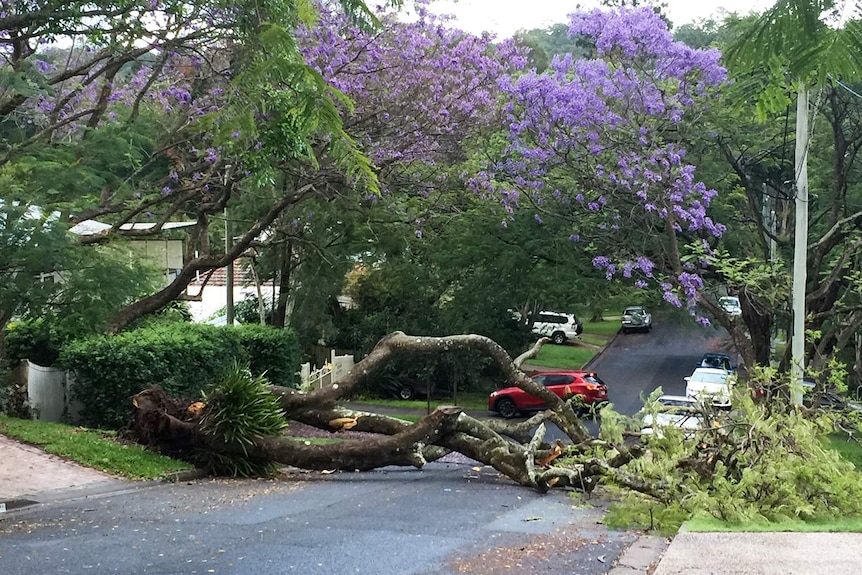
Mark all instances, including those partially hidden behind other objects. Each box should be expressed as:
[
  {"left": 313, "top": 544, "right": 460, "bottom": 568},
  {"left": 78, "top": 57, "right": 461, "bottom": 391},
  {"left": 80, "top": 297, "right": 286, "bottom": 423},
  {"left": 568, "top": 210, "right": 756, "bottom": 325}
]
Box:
[{"left": 187, "top": 285, "right": 279, "bottom": 323}]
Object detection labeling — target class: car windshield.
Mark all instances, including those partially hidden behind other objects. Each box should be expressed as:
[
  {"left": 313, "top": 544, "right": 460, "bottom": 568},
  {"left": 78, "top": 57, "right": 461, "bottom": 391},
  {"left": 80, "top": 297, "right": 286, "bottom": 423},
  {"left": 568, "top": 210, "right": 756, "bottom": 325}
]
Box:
[
  {"left": 701, "top": 355, "right": 731, "bottom": 369},
  {"left": 659, "top": 398, "right": 695, "bottom": 408},
  {"left": 691, "top": 372, "right": 728, "bottom": 384}
]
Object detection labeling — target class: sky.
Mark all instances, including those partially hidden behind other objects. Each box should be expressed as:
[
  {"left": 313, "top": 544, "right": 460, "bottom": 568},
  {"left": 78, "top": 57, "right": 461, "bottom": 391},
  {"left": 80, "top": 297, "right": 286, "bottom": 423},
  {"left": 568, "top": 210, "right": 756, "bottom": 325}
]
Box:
[{"left": 427, "top": 0, "right": 776, "bottom": 38}]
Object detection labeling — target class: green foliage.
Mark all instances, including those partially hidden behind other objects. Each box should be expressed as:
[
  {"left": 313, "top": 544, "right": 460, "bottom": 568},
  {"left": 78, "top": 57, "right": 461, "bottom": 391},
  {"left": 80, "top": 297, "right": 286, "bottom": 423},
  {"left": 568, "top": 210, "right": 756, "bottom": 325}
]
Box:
[
  {"left": 61, "top": 323, "right": 245, "bottom": 429},
  {"left": 686, "top": 514, "right": 862, "bottom": 532},
  {"left": 60, "top": 323, "right": 300, "bottom": 429},
  {"left": 4, "top": 319, "right": 68, "bottom": 367},
  {"left": 0, "top": 203, "right": 72, "bottom": 330},
  {"left": 47, "top": 242, "right": 164, "bottom": 334},
  {"left": 197, "top": 363, "right": 287, "bottom": 477},
  {"left": 599, "top": 388, "right": 862, "bottom": 532},
  {"left": 235, "top": 324, "right": 301, "bottom": 387}
]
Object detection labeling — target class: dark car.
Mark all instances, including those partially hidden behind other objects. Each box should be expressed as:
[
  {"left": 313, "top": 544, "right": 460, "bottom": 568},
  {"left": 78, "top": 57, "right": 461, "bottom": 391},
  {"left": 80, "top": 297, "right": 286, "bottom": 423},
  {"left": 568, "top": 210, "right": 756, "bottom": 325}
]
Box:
[
  {"left": 698, "top": 353, "right": 735, "bottom": 372},
  {"left": 488, "top": 370, "right": 609, "bottom": 418}
]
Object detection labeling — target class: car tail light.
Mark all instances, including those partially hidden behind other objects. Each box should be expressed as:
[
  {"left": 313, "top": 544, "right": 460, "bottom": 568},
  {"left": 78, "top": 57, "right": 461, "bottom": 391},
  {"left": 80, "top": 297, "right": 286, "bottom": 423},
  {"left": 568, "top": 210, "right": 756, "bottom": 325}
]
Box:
[{"left": 584, "top": 384, "right": 601, "bottom": 391}]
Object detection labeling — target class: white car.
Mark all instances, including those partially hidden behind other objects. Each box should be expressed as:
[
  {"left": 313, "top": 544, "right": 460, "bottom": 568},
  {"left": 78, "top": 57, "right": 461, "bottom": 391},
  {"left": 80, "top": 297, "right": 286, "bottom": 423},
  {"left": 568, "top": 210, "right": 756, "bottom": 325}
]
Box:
[
  {"left": 530, "top": 310, "right": 583, "bottom": 344},
  {"left": 719, "top": 296, "right": 742, "bottom": 316},
  {"left": 641, "top": 395, "right": 702, "bottom": 438},
  {"left": 685, "top": 367, "right": 735, "bottom": 407},
  {"left": 621, "top": 305, "right": 652, "bottom": 333}
]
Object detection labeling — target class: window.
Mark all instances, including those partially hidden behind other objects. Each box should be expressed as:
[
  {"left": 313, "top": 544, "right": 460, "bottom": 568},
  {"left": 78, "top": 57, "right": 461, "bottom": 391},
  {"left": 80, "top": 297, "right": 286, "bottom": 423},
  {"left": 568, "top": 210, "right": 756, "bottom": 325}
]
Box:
[{"left": 544, "top": 375, "right": 574, "bottom": 386}]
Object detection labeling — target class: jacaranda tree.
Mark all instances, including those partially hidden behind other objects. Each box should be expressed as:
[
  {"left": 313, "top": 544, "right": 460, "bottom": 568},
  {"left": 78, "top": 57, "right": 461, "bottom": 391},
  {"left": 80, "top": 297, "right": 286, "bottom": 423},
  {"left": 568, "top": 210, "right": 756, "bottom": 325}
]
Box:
[{"left": 476, "top": 7, "right": 731, "bottom": 343}]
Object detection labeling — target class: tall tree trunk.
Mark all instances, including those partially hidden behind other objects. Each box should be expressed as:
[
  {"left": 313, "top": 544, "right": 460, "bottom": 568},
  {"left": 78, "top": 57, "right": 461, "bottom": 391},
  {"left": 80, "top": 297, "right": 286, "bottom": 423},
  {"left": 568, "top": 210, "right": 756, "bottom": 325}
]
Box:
[{"left": 273, "top": 239, "right": 293, "bottom": 328}]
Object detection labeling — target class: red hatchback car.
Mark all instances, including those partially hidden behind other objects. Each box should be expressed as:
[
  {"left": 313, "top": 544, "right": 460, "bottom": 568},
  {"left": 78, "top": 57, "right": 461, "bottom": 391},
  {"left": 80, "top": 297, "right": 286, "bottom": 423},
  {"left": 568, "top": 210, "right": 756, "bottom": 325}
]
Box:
[{"left": 488, "top": 370, "right": 609, "bottom": 418}]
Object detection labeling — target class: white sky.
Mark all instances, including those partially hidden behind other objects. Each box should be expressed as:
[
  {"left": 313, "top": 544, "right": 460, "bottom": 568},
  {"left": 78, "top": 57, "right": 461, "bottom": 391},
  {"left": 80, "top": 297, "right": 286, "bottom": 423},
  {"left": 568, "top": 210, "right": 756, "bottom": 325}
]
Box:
[{"left": 428, "top": 0, "right": 776, "bottom": 38}]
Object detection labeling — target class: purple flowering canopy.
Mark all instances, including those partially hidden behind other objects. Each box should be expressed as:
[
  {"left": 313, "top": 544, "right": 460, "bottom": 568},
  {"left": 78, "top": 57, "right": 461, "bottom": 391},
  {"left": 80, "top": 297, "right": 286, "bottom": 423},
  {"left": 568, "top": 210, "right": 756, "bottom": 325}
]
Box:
[
  {"left": 298, "top": 0, "right": 525, "bottom": 197},
  {"left": 480, "top": 8, "right": 728, "bottom": 318}
]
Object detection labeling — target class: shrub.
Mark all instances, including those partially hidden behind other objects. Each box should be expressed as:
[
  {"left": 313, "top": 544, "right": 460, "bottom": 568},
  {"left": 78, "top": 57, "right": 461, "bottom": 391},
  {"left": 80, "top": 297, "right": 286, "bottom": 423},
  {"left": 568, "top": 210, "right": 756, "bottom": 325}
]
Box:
[
  {"left": 197, "top": 362, "right": 288, "bottom": 477},
  {"left": 60, "top": 323, "right": 301, "bottom": 429},
  {"left": 234, "top": 324, "right": 301, "bottom": 388},
  {"left": 61, "top": 323, "right": 243, "bottom": 428},
  {"left": 4, "top": 318, "right": 77, "bottom": 367}
]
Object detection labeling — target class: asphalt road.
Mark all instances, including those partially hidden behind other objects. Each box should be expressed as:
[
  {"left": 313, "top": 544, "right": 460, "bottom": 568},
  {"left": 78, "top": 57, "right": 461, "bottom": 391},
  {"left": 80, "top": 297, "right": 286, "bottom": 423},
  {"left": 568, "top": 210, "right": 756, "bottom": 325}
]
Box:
[
  {"left": 590, "top": 320, "right": 732, "bottom": 416},
  {"left": 534, "top": 319, "right": 733, "bottom": 441},
  {"left": 0, "top": 464, "right": 635, "bottom": 575}
]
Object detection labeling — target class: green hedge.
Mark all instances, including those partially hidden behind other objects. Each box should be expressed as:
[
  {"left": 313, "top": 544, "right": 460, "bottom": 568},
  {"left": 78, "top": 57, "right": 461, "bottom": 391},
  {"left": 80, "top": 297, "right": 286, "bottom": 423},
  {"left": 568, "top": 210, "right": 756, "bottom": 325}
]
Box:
[{"left": 60, "top": 323, "right": 301, "bottom": 429}]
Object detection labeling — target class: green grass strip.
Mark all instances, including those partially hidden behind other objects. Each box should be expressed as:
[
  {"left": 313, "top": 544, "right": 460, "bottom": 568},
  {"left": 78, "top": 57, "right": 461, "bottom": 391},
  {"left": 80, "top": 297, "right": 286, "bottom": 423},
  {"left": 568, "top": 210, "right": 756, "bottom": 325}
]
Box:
[
  {"left": 529, "top": 345, "right": 597, "bottom": 369},
  {"left": 0, "top": 416, "right": 192, "bottom": 480},
  {"left": 685, "top": 515, "right": 862, "bottom": 533}
]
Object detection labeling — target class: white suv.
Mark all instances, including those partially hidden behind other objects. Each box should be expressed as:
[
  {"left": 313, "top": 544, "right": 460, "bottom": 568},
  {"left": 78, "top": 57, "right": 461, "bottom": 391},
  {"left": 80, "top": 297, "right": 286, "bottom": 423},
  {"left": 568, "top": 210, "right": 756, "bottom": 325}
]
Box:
[{"left": 530, "top": 311, "right": 583, "bottom": 344}]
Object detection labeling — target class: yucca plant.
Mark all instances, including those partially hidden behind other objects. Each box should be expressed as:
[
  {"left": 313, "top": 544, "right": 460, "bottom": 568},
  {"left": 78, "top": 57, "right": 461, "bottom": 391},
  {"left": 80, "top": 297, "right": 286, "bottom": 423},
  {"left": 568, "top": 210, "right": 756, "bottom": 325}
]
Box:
[{"left": 197, "top": 362, "right": 288, "bottom": 476}]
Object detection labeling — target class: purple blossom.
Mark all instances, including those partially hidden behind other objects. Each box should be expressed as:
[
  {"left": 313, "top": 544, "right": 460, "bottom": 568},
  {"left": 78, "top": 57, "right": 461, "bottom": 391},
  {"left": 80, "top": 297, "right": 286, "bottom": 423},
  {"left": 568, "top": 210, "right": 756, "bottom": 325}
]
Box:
[
  {"left": 593, "top": 256, "right": 610, "bottom": 269},
  {"left": 161, "top": 186, "right": 171, "bottom": 195},
  {"left": 205, "top": 148, "right": 218, "bottom": 163}
]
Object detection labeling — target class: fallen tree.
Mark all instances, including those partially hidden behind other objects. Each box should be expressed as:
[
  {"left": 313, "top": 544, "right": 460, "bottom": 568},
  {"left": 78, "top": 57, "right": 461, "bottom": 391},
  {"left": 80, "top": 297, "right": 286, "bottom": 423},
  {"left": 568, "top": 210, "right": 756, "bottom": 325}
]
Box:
[
  {"left": 127, "top": 330, "right": 862, "bottom": 532},
  {"left": 129, "top": 331, "right": 649, "bottom": 493}
]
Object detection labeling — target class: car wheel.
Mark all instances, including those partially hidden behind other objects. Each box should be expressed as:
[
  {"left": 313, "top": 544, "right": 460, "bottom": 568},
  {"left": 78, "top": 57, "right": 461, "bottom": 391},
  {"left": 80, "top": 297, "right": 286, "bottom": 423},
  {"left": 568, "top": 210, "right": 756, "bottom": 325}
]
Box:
[
  {"left": 495, "top": 397, "right": 518, "bottom": 418},
  {"left": 551, "top": 331, "right": 566, "bottom": 345},
  {"left": 621, "top": 328, "right": 628, "bottom": 334},
  {"left": 398, "top": 386, "right": 415, "bottom": 401}
]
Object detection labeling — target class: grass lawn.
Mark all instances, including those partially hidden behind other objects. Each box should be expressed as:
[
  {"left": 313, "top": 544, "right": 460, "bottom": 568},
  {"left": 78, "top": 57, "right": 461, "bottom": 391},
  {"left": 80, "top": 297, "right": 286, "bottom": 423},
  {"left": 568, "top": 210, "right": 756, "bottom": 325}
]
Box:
[
  {"left": 0, "top": 415, "right": 192, "bottom": 480},
  {"left": 580, "top": 335, "right": 610, "bottom": 347},
  {"left": 582, "top": 320, "right": 621, "bottom": 337},
  {"left": 826, "top": 433, "right": 862, "bottom": 469},
  {"left": 352, "top": 392, "right": 489, "bottom": 411},
  {"left": 686, "top": 515, "right": 862, "bottom": 533},
  {"left": 528, "top": 344, "right": 597, "bottom": 369}
]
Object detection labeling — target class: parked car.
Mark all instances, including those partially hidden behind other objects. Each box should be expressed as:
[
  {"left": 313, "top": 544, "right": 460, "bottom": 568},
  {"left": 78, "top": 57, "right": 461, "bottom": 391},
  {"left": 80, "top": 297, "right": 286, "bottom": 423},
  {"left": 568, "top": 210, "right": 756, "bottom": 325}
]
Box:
[
  {"left": 641, "top": 395, "right": 702, "bottom": 438},
  {"left": 621, "top": 305, "right": 652, "bottom": 333},
  {"left": 698, "top": 352, "right": 735, "bottom": 372},
  {"left": 685, "top": 367, "right": 735, "bottom": 407},
  {"left": 530, "top": 310, "right": 583, "bottom": 345},
  {"left": 488, "top": 370, "right": 608, "bottom": 418},
  {"left": 719, "top": 296, "right": 742, "bottom": 316},
  {"left": 394, "top": 380, "right": 439, "bottom": 401},
  {"left": 802, "top": 380, "right": 862, "bottom": 411}
]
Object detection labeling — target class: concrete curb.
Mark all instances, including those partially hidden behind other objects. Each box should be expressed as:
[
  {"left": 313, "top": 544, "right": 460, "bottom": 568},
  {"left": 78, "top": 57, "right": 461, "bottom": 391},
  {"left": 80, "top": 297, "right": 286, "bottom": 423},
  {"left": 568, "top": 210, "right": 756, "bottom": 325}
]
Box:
[{"left": 606, "top": 534, "right": 669, "bottom": 575}]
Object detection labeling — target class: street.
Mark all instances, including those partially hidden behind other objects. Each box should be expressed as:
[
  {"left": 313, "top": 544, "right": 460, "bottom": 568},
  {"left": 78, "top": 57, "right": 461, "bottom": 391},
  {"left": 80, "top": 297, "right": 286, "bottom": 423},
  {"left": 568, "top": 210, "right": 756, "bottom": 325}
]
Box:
[
  {"left": 591, "top": 320, "right": 731, "bottom": 416},
  {"left": 0, "top": 463, "right": 635, "bottom": 575}
]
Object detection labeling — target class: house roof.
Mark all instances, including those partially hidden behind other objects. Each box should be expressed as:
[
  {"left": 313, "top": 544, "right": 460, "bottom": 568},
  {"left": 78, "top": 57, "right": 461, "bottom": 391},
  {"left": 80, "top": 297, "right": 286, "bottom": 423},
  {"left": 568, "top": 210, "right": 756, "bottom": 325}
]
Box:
[{"left": 69, "top": 219, "right": 196, "bottom": 235}]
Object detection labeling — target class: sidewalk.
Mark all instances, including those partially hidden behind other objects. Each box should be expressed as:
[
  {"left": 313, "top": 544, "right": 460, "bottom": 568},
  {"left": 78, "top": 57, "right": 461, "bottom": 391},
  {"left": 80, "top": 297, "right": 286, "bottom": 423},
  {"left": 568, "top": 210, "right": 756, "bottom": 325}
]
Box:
[{"left": 0, "top": 433, "right": 124, "bottom": 509}]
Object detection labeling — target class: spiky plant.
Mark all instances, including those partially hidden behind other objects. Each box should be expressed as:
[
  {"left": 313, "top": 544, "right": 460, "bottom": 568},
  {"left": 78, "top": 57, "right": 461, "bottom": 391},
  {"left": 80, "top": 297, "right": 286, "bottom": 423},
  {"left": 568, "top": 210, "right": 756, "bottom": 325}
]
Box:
[{"left": 197, "top": 362, "right": 288, "bottom": 477}]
